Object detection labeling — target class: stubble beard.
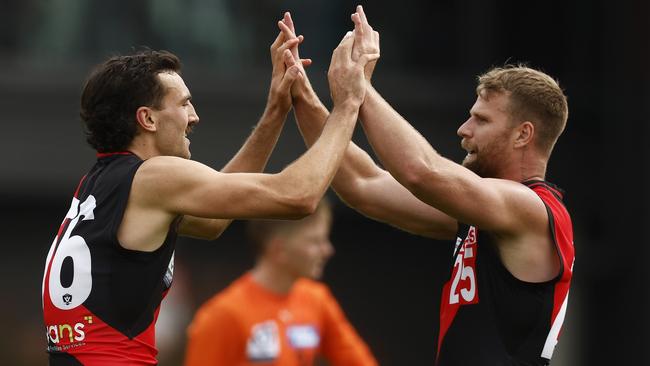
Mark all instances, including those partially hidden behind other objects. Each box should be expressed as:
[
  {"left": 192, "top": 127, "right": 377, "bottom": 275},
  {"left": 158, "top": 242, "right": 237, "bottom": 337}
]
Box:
[
  {"left": 462, "top": 156, "right": 491, "bottom": 178},
  {"left": 462, "top": 144, "right": 506, "bottom": 179}
]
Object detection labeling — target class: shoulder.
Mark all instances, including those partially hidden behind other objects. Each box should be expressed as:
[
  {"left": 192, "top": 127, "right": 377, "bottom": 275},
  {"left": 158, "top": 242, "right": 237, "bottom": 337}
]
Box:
[
  {"left": 524, "top": 180, "right": 570, "bottom": 216},
  {"left": 488, "top": 177, "right": 543, "bottom": 197},
  {"left": 473, "top": 178, "right": 548, "bottom": 234},
  {"left": 294, "top": 279, "right": 334, "bottom": 301},
  {"left": 137, "top": 156, "right": 213, "bottom": 178},
  {"left": 132, "top": 156, "right": 185, "bottom": 188},
  {"left": 201, "top": 276, "right": 250, "bottom": 313},
  {"left": 525, "top": 181, "right": 568, "bottom": 208},
  {"left": 481, "top": 177, "right": 549, "bottom": 215},
  {"left": 131, "top": 156, "right": 222, "bottom": 203},
  {"left": 525, "top": 180, "right": 573, "bottom": 233},
  {"left": 190, "top": 279, "right": 248, "bottom": 330}
]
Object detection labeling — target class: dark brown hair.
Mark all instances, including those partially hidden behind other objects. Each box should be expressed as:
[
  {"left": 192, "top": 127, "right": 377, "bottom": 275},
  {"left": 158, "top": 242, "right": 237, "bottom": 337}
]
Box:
[{"left": 80, "top": 49, "right": 181, "bottom": 152}]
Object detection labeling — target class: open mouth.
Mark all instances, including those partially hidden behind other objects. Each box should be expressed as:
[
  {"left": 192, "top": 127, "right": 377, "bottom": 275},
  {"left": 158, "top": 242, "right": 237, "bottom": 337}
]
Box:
[
  {"left": 463, "top": 149, "right": 477, "bottom": 162},
  {"left": 460, "top": 140, "right": 475, "bottom": 156},
  {"left": 185, "top": 127, "right": 194, "bottom": 138}
]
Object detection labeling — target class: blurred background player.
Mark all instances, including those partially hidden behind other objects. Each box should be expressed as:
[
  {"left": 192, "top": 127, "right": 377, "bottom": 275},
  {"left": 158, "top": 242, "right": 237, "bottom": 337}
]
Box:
[{"left": 184, "top": 199, "right": 378, "bottom": 366}]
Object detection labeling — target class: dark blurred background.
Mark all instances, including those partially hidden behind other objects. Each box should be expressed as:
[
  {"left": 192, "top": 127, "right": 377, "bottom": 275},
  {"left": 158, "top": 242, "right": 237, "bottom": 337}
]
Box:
[{"left": 2, "top": 0, "right": 648, "bottom": 365}]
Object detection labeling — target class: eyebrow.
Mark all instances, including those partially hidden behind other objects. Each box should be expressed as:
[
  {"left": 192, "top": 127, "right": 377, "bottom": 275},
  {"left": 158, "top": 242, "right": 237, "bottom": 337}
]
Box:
[{"left": 470, "top": 110, "right": 490, "bottom": 121}]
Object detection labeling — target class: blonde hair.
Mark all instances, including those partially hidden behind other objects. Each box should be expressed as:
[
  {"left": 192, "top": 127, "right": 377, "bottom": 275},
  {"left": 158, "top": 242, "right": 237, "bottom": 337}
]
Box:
[{"left": 477, "top": 65, "right": 568, "bottom": 155}]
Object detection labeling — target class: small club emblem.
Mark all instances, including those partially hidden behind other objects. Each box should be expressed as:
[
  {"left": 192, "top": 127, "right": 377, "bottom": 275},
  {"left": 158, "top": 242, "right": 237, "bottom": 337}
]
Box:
[{"left": 62, "top": 294, "right": 73, "bottom": 305}]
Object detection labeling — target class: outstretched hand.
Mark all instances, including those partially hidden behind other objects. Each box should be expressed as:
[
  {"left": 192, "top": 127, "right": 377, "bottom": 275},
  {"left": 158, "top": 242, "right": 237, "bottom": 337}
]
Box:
[
  {"left": 277, "top": 12, "right": 312, "bottom": 72},
  {"left": 277, "top": 12, "right": 314, "bottom": 98},
  {"left": 328, "top": 31, "right": 379, "bottom": 107},
  {"left": 268, "top": 31, "right": 304, "bottom": 110},
  {"left": 351, "top": 5, "right": 380, "bottom": 80}
]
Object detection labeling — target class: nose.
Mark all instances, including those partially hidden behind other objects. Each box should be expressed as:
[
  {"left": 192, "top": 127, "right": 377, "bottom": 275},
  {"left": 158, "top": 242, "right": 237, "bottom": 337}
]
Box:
[
  {"left": 457, "top": 118, "right": 471, "bottom": 138},
  {"left": 188, "top": 102, "right": 199, "bottom": 124}
]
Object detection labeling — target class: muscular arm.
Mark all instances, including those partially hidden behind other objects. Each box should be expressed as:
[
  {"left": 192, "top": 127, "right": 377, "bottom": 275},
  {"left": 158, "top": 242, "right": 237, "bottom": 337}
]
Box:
[
  {"left": 179, "top": 34, "right": 302, "bottom": 240},
  {"left": 345, "top": 6, "right": 556, "bottom": 281},
  {"left": 178, "top": 103, "right": 290, "bottom": 240},
  {"left": 284, "top": 9, "right": 456, "bottom": 239},
  {"left": 360, "top": 85, "right": 543, "bottom": 233},
  {"left": 123, "top": 101, "right": 360, "bottom": 251},
  {"left": 341, "top": 3, "right": 536, "bottom": 235},
  {"left": 120, "top": 33, "right": 372, "bottom": 252},
  {"left": 292, "top": 80, "right": 456, "bottom": 239},
  {"left": 359, "top": 85, "right": 559, "bottom": 281}
]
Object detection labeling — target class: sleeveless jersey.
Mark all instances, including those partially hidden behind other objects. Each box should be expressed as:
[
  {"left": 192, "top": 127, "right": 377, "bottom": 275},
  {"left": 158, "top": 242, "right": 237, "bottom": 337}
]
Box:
[
  {"left": 42, "top": 152, "right": 179, "bottom": 365},
  {"left": 436, "top": 180, "right": 574, "bottom": 366}
]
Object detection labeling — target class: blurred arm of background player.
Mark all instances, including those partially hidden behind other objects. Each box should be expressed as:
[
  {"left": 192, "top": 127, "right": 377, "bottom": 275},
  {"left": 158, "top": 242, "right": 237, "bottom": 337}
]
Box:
[
  {"left": 282, "top": 7, "right": 457, "bottom": 239},
  {"left": 178, "top": 32, "right": 307, "bottom": 240}
]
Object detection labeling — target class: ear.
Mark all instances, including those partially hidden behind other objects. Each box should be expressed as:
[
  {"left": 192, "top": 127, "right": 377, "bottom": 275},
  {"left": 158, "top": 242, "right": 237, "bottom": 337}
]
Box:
[
  {"left": 135, "top": 106, "right": 157, "bottom": 132},
  {"left": 514, "top": 121, "right": 534, "bottom": 148}
]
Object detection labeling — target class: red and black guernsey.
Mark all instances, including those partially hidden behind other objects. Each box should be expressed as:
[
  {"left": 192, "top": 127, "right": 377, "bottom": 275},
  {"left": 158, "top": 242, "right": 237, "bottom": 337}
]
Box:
[
  {"left": 436, "top": 180, "right": 574, "bottom": 366},
  {"left": 42, "top": 152, "right": 179, "bottom": 365}
]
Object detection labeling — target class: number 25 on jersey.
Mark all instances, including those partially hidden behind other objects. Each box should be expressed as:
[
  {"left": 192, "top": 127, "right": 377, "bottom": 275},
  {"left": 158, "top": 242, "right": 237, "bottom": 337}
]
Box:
[{"left": 449, "top": 226, "right": 478, "bottom": 305}]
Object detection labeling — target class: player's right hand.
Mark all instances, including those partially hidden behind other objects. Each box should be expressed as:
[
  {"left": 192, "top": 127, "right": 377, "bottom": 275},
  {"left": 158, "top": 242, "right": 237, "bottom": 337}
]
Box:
[{"left": 327, "top": 31, "right": 378, "bottom": 108}]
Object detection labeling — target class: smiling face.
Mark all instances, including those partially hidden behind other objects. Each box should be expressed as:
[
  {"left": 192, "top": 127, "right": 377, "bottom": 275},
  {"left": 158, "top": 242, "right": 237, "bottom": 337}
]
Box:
[
  {"left": 150, "top": 71, "right": 199, "bottom": 159},
  {"left": 457, "top": 91, "right": 518, "bottom": 178}
]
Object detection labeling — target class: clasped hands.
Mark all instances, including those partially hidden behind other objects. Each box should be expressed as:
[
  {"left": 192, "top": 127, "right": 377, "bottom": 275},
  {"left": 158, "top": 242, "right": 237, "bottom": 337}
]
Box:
[{"left": 267, "top": 5, "right": 380, "bottom": 110}]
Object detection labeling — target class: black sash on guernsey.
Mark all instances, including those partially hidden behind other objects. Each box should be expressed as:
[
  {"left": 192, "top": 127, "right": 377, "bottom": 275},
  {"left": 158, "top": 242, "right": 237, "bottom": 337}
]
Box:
[
  {"left": 42, "top": 152, "right": 179, "bottom": 365},
  {"left": 436, "top": 180, "right": 574, "bottom": 366}
]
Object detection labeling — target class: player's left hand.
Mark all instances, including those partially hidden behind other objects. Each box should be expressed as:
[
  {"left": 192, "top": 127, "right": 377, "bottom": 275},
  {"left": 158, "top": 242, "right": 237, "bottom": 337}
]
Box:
[
  {"left": 350, "top": 5, "right": 380, "bottom": 81},
  {"left": 278, "top": 12, "right": 313, "bottom": 73},
  {"left": 268, "top": 31, "right": 304, "bottom": 111}
]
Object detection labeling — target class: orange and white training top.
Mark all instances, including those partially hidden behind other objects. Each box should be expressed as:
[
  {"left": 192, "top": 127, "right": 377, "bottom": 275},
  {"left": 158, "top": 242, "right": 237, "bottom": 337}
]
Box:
[{"left": 185, "top": 273, "right": 378, "bottom": 366}]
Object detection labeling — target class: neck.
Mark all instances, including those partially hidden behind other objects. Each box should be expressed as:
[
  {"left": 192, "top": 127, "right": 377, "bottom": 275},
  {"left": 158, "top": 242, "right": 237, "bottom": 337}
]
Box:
[
  {"left": 521, "top": 155, "right": 547, "bottom": 182},
  {"left": 518, "top": 163, "right": 546, "bottom": 181},
  {"left": 250, "top": 261, "right": 297, "bottom": 295},
  {"left": 502, "top": 147, "right": 548, "bottom": 183},
  {"left": 127, "top": 136, "right": 159, "bottom": 160}
]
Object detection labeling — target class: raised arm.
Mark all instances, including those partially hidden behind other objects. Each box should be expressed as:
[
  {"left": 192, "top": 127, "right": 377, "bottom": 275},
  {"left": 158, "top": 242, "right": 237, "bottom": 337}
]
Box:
[
  {"left": 361, "top": 79, "right": 546, "bottom": 235},
  {"left": 348, "top": 5, "right": 546, "bottom": 238},
  {"left": 283, "top": 8, "right": 456, "bottom": 239},
  {"left": 120, "top": 32, "right": 375, "bottom": 252},
  {"left": 359, "top": 79, "right": 561, "bottom": 283},
  {"left": 220, "top": 33, "right": 303, "bottom": 174},
  {"left": 178, "top": 32, "right": 304, "bottom": 240}
]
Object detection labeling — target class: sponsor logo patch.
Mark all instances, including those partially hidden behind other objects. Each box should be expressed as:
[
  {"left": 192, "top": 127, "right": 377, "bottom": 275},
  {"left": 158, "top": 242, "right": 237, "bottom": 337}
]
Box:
[
  {"left": 287, "top": 325, "right": 320, "bottom": 349},
  {"left": 246, "top": 320, "right": 280, "bottom": 362},
  {"left": 46, "top": 316, "right": 93, "bottom": 352}
]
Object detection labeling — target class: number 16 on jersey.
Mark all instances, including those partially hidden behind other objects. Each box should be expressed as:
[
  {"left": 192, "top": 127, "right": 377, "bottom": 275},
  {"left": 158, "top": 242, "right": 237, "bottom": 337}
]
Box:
[{"left": 42, "top": 195, "right": 96, "bottom": 310}]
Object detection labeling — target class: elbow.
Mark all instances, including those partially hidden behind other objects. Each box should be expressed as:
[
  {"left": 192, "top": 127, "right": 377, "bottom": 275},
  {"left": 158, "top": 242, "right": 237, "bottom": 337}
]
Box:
[
  {"left": 296, "top": 193, "right": 320, "bottom": 217},
  {"left": 333, "top": 178, "right": 369, "bottom": 211},
  {"left": 399, "top": 161, "right": 435, "bottom": 195},
  {"left": 268, "top": 173, "right": 321, "bottom": 219},
  {"left": 284, "top": 191, "right": 320, "bottom": 219}
]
